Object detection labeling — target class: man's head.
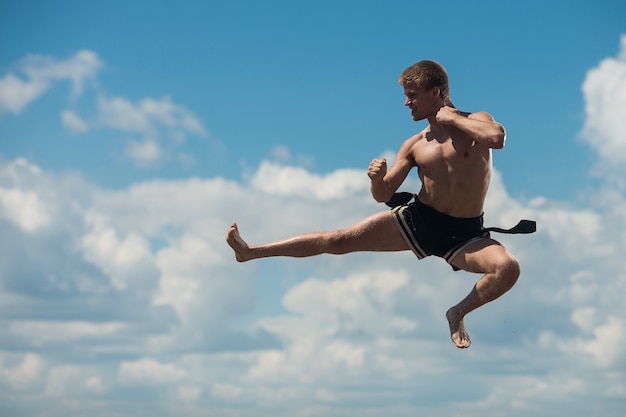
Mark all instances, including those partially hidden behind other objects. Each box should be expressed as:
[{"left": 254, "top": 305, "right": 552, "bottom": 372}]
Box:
[{"left": 399, "top": 60, "right": 454, "bottom": 108}]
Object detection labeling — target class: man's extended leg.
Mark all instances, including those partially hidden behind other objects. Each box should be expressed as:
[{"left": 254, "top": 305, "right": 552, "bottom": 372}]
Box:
[
  {"left": 226, "top": 210, "right": 409, "bottom": 262},
  {"left": 447, "top": 239, "right": 521, "bottom": 349}
]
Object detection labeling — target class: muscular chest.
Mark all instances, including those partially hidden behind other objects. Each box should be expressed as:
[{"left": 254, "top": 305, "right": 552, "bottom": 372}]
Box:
[{"left": 413, "top": 135, "right": 475, "bottom": 175}]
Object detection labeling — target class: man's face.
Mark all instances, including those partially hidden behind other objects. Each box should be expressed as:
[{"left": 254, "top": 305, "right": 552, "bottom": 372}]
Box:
[{"left": 402, "top": 84, "right": 435, "bottom": 121}]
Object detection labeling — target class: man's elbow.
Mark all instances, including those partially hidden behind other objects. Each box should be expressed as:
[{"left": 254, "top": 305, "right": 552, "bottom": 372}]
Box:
[
  {"left": 371, "top": 192, "right": 390, "bottom": 204},
  {"left": 370, "top": 187, "right": 393, "bottom": 204}
]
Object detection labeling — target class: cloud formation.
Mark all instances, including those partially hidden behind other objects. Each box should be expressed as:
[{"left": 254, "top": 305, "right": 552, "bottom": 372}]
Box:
[
  {"left": 1, "top": 38, "right": 626, "bottom": 416},
  {"left": 0, "top": 50, "right": 102, "bottom": 114},
  {"left": 61, "top": 109, "right": 89, "bottom": 134},
  {"left": 97, "top": 95, "right": 206, "bottom": 138},
  {"left": 96, "top": 95, "right": 207, "bottom": 167},
  {"left": 0, "top": 50, "right": 208, "bottom": 168},
  {"left": 581, "top": 34, "right": 626, "bottom": 166},
  {"left": 1, "top": 146, "right": 625, "bottom": 416}
]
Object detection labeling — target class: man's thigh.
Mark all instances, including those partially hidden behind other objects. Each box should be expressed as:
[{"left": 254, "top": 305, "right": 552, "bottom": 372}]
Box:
[
  {"left": 450, "top": 238, "right": 516, "bottom": 274},
  {"left": 344, "top": 210, "right": 410, "bottom": 252}
]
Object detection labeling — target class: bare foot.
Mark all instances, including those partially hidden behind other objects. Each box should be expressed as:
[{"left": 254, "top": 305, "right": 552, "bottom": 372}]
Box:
[
  {"left": 226, "top": 223, "right": 252, "bottom": 262},
  {"left": 446, "top": 308, "right": 471, "bottom": 349}
]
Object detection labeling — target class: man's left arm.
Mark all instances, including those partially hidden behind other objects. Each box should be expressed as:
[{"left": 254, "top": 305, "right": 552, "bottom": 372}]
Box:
[{"left": 436, "top": 106, "right": 506, "bottom": 149}]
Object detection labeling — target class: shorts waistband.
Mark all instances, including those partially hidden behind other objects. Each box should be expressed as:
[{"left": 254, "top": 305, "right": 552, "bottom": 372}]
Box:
[{"left": 413, "top": 198, "right": 484, "bottom": 232}]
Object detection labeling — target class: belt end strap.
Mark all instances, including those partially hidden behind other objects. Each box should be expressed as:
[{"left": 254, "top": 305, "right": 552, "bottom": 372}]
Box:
[
  {"left": 486, "top": 219, "right": 536, "bottom": 234},
  {"left": 385, "top": 192, "right": 416, "bottom": 208}
]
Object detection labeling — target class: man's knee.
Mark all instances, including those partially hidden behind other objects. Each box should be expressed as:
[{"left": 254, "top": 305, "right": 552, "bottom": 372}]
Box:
[
  {"left": 495, "top": 254, "right": 520, "bottom": 288},
  {"left": 323, "top": 230, "right": 351, "bottom": 254}
]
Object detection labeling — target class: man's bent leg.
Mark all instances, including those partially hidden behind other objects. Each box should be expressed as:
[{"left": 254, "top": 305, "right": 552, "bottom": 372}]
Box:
[
  {"left": 227, "top": 210, "right": 409, "bottom": 262},
  {"left": 447, "top": 239, "right": 521, "bottom": 349}
]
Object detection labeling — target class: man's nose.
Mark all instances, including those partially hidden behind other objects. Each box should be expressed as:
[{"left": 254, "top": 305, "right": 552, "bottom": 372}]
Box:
[{"left": 404, "top": 97, "right": 412, "bottom": 106}]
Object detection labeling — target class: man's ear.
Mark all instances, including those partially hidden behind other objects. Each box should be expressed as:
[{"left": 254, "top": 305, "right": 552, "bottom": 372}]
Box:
[{"left": 432, "top": 86, "right": 441, "bottom": 98}]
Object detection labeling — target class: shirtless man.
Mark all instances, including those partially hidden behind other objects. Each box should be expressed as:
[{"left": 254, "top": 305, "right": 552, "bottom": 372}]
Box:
[{"left": 227, "top": 60, "right": 532, "bottom": 349}]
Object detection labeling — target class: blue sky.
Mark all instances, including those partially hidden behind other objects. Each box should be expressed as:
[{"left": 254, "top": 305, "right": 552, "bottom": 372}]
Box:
[{"left": 1, "top": 1, "right": 625, "bottom": 416}]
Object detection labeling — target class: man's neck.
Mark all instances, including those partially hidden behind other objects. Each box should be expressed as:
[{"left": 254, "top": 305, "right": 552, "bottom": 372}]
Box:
[{"left": 426, "top": 103, "right": 445, "bottom": 127}]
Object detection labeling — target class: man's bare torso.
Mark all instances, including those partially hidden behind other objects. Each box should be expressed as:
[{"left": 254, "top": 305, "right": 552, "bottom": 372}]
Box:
[{"left": 410, "top": 121, "right": 492, "bottom": 218}]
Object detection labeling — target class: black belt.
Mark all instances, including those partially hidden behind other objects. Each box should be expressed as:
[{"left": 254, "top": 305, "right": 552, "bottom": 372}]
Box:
[{"left": 386, "top": 192, "right": 536, "bottom": 234}]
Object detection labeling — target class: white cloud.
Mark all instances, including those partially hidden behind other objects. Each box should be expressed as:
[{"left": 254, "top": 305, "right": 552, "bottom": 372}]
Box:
[
  {"left": 460, "top": 374, "right": 587, "bottom": 413},
  {"left": 140, "top": 96, "right": 205, "bottom": 136},
  {"left": 44, "top": 365, "right": 106, "bottom": 397},
  {"left": 61, "top": 109, "right": 89, "bottom": 133},
  {"left": 270, "top": 145, "right": 293, "bottom": 163},
  {"left": 0, "top": 73, "right": 48, "bottom": 114},
  {"left": 81, "top": 214, "right": 157, "bottom": 291},
  {"left": 97, "top": 95, "right": 206, "bottom": 137},
  {"left": 0, "top": 353, "right": 44, "bottom": 389},
  {"left": 0, "top": 153, "right": 625, "bottom": 416},
  {"left": 2, "top": 36, "right": 626, "bottom": 415},
  {"left": 251, "top": 160, "right": 370, "bottom": 200},
  {"left": 154, "top": 234, "right": 223, "bottom": 324},
  {"left": 97, "top": 96, "right": 155, "bottom": 134},
  {"left": 118, "top": 358, "right": 186, "bottom": 385},
  {"left": 177, "top": 384, "right": 202, "bottom": 402},
  {"left": 124, "top": 138, "right": 164, "bottom": 167},
  {"left": 10, "top": 321, "right": 129, "bottom": 346},
  {"left": 20, "top": 50, "right": 102, "bottom": 98},
  {"left": 572, "top": 315, "right": 626, "bottom": 367},
  {"left": 581, "top": 34, "right": 626, "bottom": 165},
  {"left": 0, "top": 187, "right": 50, "bottom": 232},
  {"left": 244, "top": 269, "right": 449, "bottom": 387},
  {"left": 1, "top": 50, "right": 209, "bottom": 173},
  {"left": 1, "top": 50, "right": 208, "bottom": 174},
  {"left": 211, "top": 383, "right": 243, "bottom": 401},
  {"left": 269, "top": 145, "right": 316, "bottom": 168},
  {"left": 0, "top": 50, "right": 102, "bottom": 115},
  {"left": 280, "top": 270, "right": 414, "bottom": 336},
  {"left": 96, "top": 95, "right": 207, "bottom": 167}
]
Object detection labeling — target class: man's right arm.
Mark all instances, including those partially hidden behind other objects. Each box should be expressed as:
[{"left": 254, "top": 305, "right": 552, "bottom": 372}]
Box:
[{"left": 368, "top": 139, "right": 415, "bottom": 203}]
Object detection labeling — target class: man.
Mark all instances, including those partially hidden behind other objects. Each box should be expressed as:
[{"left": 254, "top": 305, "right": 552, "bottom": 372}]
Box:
[{"left": 226, "top": 60, "right": 535, "bottom": 349}]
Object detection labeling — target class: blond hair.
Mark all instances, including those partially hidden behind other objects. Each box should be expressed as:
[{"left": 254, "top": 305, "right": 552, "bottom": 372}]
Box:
[{"left": 399, "top": 60, "right": 454, "bottom": 107}]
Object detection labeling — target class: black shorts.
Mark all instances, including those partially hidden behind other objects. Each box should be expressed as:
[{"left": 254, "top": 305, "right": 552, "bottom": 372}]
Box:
[{"left": 392, "top": 198, "right": 491, "bottom": 271}]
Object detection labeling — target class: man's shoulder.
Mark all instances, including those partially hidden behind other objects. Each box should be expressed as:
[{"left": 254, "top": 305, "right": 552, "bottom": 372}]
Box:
[
  {"left": 466, "top": 110, "right": 495, "bottom": 121},
  {"left": 402, "top": 131, "right": 427, "bottom": 153},
  {"left": 396, "top": 132, "right": 425, "bottom": 164}
]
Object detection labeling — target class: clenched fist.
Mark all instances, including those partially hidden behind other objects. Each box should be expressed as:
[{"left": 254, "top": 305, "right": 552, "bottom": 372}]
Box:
[
  {"left": 435, "top": 106, "right": 460, "bottom": 125},
  {"left": 368, "top": 158, "right": 387, "bottom": 182}
]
